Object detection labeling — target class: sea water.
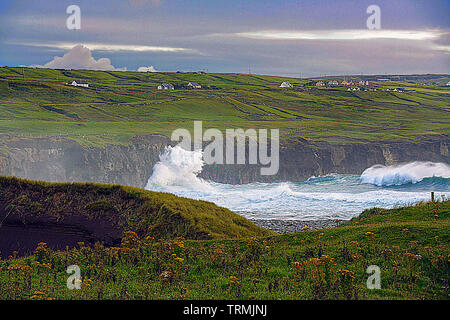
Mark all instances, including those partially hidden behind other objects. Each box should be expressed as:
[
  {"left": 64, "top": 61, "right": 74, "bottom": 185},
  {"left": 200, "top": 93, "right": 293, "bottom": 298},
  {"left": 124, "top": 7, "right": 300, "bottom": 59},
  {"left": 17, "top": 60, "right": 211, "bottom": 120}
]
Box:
[{"left": 145, "top": 146, "right": 450, "bottom": 221}]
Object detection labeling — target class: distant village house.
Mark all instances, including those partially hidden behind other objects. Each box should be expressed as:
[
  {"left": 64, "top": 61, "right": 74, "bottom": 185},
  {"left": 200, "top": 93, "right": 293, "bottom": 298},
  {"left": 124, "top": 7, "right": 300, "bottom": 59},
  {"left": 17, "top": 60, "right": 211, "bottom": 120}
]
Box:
[
  {"left": 187, "top": 82, "right": 202, "bottom": 89},
  {"left": 279, "top": 81, "right": 293, "bottom": 88},
  {"left": 66, "top": 80, "right": 89, "bottom": 88},
  {"left": 157, "top": 83, "right": 175, "bottom": 90}
]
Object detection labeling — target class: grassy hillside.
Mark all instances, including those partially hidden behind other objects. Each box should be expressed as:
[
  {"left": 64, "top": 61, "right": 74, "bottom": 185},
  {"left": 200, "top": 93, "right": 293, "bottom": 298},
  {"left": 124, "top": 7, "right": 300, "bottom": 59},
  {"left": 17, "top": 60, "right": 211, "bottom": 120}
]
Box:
[
  {"left": 0, "top": 175, "right": 274, "bottom": 243},
  {"left": 0, "top": 67, "right": 448, "bottom": 147},
  {"left": 0, "top": 196, "right": 448, "bottom": 300}
]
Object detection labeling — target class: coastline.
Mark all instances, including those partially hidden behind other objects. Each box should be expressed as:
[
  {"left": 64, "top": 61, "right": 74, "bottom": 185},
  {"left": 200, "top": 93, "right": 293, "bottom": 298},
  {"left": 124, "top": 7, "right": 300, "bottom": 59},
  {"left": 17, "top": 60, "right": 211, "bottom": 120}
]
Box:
[{"left": 250, "top": 218, "right": 345, "bottom": 234}]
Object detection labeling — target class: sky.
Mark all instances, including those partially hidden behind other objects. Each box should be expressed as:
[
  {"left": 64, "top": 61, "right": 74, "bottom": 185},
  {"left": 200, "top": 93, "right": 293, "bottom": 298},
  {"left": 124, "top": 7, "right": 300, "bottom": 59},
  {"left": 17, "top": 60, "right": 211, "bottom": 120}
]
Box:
[{"left": 0, "top": 0, "right": 448, "bottom": 77}]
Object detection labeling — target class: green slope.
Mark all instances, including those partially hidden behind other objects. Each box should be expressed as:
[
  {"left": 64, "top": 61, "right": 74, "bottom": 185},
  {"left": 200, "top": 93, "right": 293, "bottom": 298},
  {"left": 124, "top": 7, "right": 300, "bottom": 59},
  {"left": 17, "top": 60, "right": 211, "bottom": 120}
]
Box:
[
  {"left": 0, "top": 175, "right": 274, "bottom": 240},
  {"left": 0, "top": 67, "right": 448, "bottom": 147}
]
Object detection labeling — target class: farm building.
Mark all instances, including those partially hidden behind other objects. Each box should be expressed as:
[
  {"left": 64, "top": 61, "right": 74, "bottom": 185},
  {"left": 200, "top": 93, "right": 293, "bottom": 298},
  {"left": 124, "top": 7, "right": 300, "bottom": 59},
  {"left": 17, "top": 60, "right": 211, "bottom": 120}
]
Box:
[
  {"left": 157, "top": 83, "right": 175, "bottom": 90},
  {"left": 187, "top": 82, "right": 202, "bottom": 89},
  {"left": 67, "top": 80, "right": 89, "bottom": 88},
  {"left": 315, "top": 81, "right": 325, "bottom": 86},
  {"left": 279, "top": 81, "right": 293, "bottom": 88}
]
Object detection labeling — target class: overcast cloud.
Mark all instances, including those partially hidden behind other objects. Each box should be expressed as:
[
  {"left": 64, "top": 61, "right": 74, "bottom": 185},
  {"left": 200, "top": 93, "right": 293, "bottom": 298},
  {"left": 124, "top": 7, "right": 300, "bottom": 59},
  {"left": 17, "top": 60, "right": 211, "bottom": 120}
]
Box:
[{"left": 0, "top": 0, "right": 448, "bottom": 76}]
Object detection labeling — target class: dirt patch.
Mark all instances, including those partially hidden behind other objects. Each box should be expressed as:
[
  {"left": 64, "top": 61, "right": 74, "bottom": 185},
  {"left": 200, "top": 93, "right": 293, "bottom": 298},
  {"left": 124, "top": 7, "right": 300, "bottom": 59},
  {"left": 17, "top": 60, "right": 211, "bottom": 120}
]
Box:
[{"left": 0, "top": 215, "right": 121, "bottom": 258}]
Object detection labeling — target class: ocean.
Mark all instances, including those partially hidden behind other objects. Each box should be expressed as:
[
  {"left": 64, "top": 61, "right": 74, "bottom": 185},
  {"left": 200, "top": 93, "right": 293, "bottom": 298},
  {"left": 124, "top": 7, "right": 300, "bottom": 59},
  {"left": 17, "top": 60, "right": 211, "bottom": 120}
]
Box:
[{"left": 145, "top": 146, "right": 450, "bottom": 221}]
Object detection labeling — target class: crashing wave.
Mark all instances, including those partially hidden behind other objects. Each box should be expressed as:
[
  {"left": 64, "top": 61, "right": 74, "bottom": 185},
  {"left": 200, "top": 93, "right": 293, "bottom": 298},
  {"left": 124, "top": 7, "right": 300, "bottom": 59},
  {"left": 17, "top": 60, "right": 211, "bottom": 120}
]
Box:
[
  {"left": 360, "top": 161, "right": 450, "bottom": 186},
  {"left": 145, "top": 145, "right": 213, "bottom": 192}
]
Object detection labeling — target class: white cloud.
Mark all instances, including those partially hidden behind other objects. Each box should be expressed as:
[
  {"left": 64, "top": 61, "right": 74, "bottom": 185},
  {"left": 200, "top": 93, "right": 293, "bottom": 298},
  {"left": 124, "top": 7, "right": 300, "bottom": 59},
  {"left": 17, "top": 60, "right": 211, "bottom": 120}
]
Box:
[
  {"left": 137, "top": 66, "right": 158, "bottom": 72},
  {"left": 13, "top": 41, "right": 197, "bottom": 53},
  {"left": 31, "top": 44, "right": 126, "bottom": 71},
  {"left": 431, "top": 44, "right": 450, "bottom": 54},
  {"left": 233, "top": 29, "right": 444, "bottom": 41}
]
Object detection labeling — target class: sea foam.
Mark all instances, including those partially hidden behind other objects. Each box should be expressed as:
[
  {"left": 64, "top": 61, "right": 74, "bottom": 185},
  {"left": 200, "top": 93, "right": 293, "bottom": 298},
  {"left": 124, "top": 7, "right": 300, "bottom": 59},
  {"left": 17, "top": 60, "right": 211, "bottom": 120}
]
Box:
[
  {"left": 145, "top": 145, "right": 213, "bottom": 192},
  {"left": 360, "top": 161, "right": 450, "bottom": 186},
  {"left": 145, "top": 149, "right": 449, "bottom": 220}
]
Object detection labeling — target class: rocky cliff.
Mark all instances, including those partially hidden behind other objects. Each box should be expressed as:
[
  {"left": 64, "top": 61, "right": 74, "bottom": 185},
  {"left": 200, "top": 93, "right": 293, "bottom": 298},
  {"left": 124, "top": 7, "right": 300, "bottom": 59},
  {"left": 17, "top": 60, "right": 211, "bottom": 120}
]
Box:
[{"left": 0, "top": 134, "right": 448, "bottom": 186}]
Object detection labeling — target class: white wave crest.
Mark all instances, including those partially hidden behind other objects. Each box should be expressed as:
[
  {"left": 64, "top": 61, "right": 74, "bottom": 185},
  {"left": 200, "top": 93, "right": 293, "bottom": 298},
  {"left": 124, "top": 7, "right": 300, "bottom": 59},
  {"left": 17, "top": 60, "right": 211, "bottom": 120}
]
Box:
[
  {"left": 360, "top": 161, "right": 450, "bottom": 186},
  {"left": 145, "top": 153, "right": 449, "bottom": 220},
  {"left": 145, "top": 145, "right": 213, "bottom": 192}
]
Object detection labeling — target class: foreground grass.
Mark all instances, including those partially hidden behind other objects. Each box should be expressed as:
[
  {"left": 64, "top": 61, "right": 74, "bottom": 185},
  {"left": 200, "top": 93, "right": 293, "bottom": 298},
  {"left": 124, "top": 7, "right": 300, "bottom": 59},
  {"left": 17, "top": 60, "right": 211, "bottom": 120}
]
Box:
[{"left": 0, "top": 200, "right": 448, "bottom": 300}]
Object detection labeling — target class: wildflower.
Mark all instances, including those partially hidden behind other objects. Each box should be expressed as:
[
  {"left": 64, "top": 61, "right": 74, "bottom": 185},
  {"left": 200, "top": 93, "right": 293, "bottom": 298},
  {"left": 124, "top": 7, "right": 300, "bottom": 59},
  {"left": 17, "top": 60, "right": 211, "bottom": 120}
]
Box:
[
  {"left": 337, "top": 269, "right": 355, "bottom": 280},
  {"left": 144, "top": 236, "right": 154, "bottom": 244},
  {"left": 226, "top": 276, "right": 242, "bottom": 296},
  {"left": 175, "top": 257, "right": 184, "bottom": 263},
  {"left": 365, "top": 232, "right": 376, "bottom": 239},
  {"left": 382, "top": 248, "right": 393, "bottom": 260},
  {"left": 121, "top": 231, "right": 141, "bottom": 249},
  {"left": 302, "top": 226, "right": 310, "bottom": 231},
  {"left": 403, "top": 252, "right": 416, "bottom": 260},
  {"left": 319, "top": 255, "right": 334, "bottom": 264},
  {"left": 30, "top": 291, "right": 49, "bottom": 300},
  {"left": 307, "top": 258, "right": 321, "bottom": 266},
  {"left": 159, "top": 270, "right": 174, "bottom": 280},
  {"left": 173, "top": 240, "right": 185, "bottom": 249}
]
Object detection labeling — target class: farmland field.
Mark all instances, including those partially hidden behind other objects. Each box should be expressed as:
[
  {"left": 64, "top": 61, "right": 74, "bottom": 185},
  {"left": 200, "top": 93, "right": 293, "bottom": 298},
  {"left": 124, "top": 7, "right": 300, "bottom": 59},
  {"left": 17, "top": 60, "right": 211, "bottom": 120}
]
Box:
[{"left": 0, "top": 67, "right": 448, "bottom": 147}]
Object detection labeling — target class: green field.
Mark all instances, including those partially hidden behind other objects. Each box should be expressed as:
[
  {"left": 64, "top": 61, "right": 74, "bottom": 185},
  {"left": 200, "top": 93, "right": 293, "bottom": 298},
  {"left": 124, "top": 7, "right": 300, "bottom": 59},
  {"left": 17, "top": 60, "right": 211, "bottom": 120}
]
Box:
[
  {"left": 0, "top": 67, "right": 449, "bottom": 147},
  {"left": 0, "top": 176, "right": 448, "bottom": 300}
]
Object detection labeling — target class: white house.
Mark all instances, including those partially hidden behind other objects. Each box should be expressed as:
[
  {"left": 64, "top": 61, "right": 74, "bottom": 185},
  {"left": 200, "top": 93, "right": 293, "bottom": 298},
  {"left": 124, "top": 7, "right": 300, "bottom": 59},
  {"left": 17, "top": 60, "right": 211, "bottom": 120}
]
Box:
[
  {"left": 187, "top": 82, "right": 202, "bottom": 89},
  {"left": 67, "top": 80, "right": 89, "bottom": 88},
  {"left": 157, "top": 83, "right": 174, "bottom": 90},
  {"left": 280, "top": 81, "right": 293, "bottom": 88}
]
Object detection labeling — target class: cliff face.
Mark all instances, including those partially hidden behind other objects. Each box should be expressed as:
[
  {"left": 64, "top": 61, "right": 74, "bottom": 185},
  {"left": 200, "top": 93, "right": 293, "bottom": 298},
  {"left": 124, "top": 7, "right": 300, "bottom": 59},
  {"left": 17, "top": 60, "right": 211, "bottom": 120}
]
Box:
[
  {"left": 199, "top": 136, "right": 448, "bottom": 183},
  {"left": 0, "top": 135, "right": 169, "bottom": 188},
  {"left": 0, "top": 135, "right": 448, "bottom": 187}
]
